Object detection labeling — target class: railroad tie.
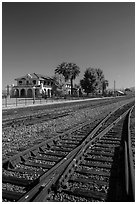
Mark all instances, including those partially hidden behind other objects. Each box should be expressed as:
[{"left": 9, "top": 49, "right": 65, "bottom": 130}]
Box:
[{"left": 2, "top": 190, "right": 24, "bottom": 201}]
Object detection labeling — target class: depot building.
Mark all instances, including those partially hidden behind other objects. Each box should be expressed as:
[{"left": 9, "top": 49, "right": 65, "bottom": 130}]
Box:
[{"left": 10, "top": 73, "right": 54, "bottom": 98}]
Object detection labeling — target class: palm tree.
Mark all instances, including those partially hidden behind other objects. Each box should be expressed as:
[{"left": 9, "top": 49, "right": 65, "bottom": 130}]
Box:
[{"left": 55, "top": 62, "right": 80, "bottom": 95}]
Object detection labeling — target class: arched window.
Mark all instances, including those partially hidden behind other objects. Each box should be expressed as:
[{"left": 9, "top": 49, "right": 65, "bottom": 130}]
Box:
[
  {"left": 20, "top": 89, "right": 26, "bottom": 98},
  {"left": 35, "top": 89, "right": 39, "bottom": 97},
  {"left": 33, "top": 80, "right": 36, "bottom": 85},
  {"left": 19, "top": 81, "right": 22, "bottom": 85},
  {"left": 27, "top": 89, "right": 33, "bottom": 98},
  {"left": 14, "top": 89, "right": 19, "bottom": 97},
  {"left": 47, "top": 89, "right": 50, "bottom": 97}
]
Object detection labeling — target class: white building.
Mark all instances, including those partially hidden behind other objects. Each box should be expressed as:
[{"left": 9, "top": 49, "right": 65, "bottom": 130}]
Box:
[{"left": 10, "top": 73, "right": 53, "bottom": 98}]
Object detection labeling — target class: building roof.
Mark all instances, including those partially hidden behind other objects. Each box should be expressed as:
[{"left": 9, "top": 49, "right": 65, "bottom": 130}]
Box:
[{"left": 15, "top": 73, "right": 54, "bottom": 81}]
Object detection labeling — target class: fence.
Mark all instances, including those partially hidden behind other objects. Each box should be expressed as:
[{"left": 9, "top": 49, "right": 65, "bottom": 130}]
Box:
[
  {"left": 2, "top": 94, "right": 114, "bottom": 109},
  {"left": 2, "top": 97, "right": 64, "bottom": 109},
  {"left": 2, "top": 95, "right": 86, "bottom": 109}
]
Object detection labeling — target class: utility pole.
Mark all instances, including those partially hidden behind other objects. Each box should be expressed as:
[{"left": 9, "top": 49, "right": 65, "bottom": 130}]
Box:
[
  {"left": 114, "top": 80, "right": 116, "bottom": 97},
  {"left": 33, "top": 87, "right": 36, "bottom": 104}
]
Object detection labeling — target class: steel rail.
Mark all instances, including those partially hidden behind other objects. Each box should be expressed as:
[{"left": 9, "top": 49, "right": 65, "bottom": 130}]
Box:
[
  {"left": 3, "top": 101, "right": 130, "bottom": 166},
  {"left": 28, "top": 106, "right": 133, "bottom": 202},
  {"left": 17, "top": 104, "right": 130, "bottom": 202},
  {"left": 16, "top": 107, "right": 114, "bottom": 201},
  {"left": 2, "top": 110, "right": 103, "bottom": 168},
  {"left": 2, "top": 97, "right": 134, "bottom": 128},
  {"left": 2, "top": 101, "right": 134, "bottom": 202},
  {"left": 51, "top": 106, "right": 133, "bottom": 187},
  {"left": 2, "top": 98, "right": 110, "bottom": 125},
  {"left": 124, "top": 106, "right": 135, "bottom": 201}
]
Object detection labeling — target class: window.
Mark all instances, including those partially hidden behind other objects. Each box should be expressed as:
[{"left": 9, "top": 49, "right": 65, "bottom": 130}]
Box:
[
  {"left": 33, "top": 80, "right": 36, "bottom": 85},
  {"left": 19, "top": 80, "right": 22, "bottom": 85}
]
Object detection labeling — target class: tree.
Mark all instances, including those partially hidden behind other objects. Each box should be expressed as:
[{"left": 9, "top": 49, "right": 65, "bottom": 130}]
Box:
[
  {"left": 55, "top": 62, "right": 80, "bottom": 95},
  {"left": 52, "top": 74, "right": 67, "bottom": 97},
  {"left": 102, "top": 79, "right": 109, "bottom": 96},
  {"left": 80, "top": 67, "right": 109, "bottom": 96},
  {"left": 80, "top": 68, "right": 99, "bottom": 96},
  {"left": 94, "top": 68, "right": 109, "bottom": 95},
  {"left": 125, "top": 88, "right": 131, "bottom": 92},
  {"left": 96, "top": 68, "right": 105, "bottom": 93}
]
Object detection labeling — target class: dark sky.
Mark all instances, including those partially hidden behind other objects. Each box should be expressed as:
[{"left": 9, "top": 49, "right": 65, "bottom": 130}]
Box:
[{"left": 2, "top": 2, "right": 135, "bottom": 90}]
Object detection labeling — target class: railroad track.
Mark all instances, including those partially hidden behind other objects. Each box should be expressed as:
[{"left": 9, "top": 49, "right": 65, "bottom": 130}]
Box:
[
  {"left": 129, "top": 106, "right": 135, "bottom": 168},
  {"left": 2, "top": 97, "right": 132, "bottom": 128},
  {"left": 2, "top": 109, "right": 109, "bottom": 201},
  {"left": 2, "top": 100, "right": 134, "bottom": 202},
  {"left": 46, "top": 104, "right": 135, "bottom": 202},
  {"left": 3, "top": 100, "right": 124, "bottom": 160}
]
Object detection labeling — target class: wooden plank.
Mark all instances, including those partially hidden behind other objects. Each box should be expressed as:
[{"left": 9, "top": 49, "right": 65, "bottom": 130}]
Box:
[
  {"left": 81, "top": 161, "right": 112, "bottom": 169},
  {"left": 101, "top": 137, "right": 121, "bottom": 141},
  {"left": 85, "top": 156, "right": 113, "bottom": 162},
  {"left": 8, "top": 167, "right": 45, "bottom": 175},
  {"left": 76, "top": 168, "right": 110, "bottom": 177},
  {"left": 50, "top": 146, "right": 72, "bottom": 152},
  {"left": 29, "top": 156, "right": 60, "bottom": 162},
  {"left": 95, "top": 144, "right": 116, "bottom": 148},
  {"left": 99, "top": 140, "right": 120, "bottom": 145},
  {"left": 91, "top": 147, "right": 115, "bottom": 152},
  {"left": 57, "top": 143, "right": 77, "bottom": 148},
  {"left": 40, "top": 151, "right": 64, "bottom": 157},
  {"left": 69, "top": 176, "right": 109, "bottom": 186},
  {"left": 2, "top": 190, "right": 24, "bottom": 201},
  {"left": 60, "top": 140, "right": 80, "bottom": 144},
  {"left": 87, "top": 151, "right": 114, "bottom": 157},
  {"left": 24, "top": 161, "right": 54, "bottom": 169},
  {"left": 63, "top": 188, "right": 107, "bottom": 201},
  {"left": 2, "top": 175, "right": 33, "bottom": 186}
]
